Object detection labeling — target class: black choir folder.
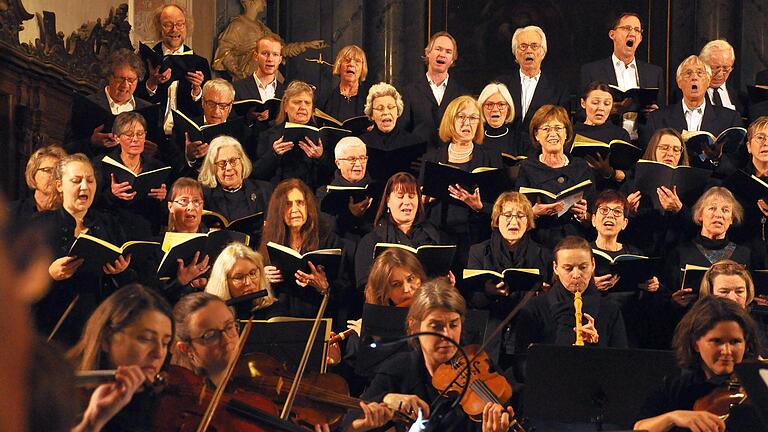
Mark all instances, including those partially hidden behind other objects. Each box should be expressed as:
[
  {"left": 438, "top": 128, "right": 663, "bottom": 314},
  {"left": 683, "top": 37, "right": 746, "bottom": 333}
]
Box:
[
  {"left": 500, "top": 153, "right": 528, "bottom": 167},
  {"left": 282, "top": 122, "right": 351, "bottom": 146},
  {"left": 680, "top": 264, "right": 709, "bottom": 293},
  {"left": 100, "top": 156, "right": 172, "bottom": 197},
  {"left": 157, "top": 231, "right": 249, "bottom": 279},
  {"left": 138, "top": 42, "right": 209, "bottom": 84},
  {"left": 421, "top": 161, "right": 509, "bottom": 204},
  {"left": 319, "top": 184, "right": 380, "bottom": 216},
  {"left": 683, "top": 127, "right": 747, "bottom": 167},
  {"left": 68, "top": 234, "right": 160, "bottom": 274},
  {"left": 200, "top": 210, "right": 264, "bottom": 236},
  {"left": 608, "top": 85, "right": 659, "bottom": 112},
  {"left": 172, "top": 109, "right": 246, "bottom": 143},
  {"left": 266, "top": 242, "right": 342, "bottom": 281},
  {"left": 570, "top": 134, "right": 643, "bottom": 171},
  {"left": 373, "top": 243, "right": 456, "bottom": 277},
  {"left": 462, "top": 268, "right": 542, "bottom": 293},
  {"left": 314, "top": 109, "right": 373, "bottom": 136},
  {"left": 724, "top": 170, "right": 768, "bottom": 202},
  {"left": 232, "top": 98, "right": 282, "bottom": 121},
  {"left": 365, "top": 140, "right": 427, "bottom": 181},
  {"left": 633, "top": 160, "right": 712, "bottom": 208},
  {"left": 591, "top": 250, "right": 660, "bottom": 290},
  {"left": 242, "top": 317, "right": 331, "bottom": 373},
  {"left": 69, "top": 93, "right": 162, "bottom": 142}
]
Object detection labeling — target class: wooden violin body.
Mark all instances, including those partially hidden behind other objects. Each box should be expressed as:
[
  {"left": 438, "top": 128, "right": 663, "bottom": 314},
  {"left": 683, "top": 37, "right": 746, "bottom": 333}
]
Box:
[{"left": 693, "top": 375, "right": 747, "bottom": 420}]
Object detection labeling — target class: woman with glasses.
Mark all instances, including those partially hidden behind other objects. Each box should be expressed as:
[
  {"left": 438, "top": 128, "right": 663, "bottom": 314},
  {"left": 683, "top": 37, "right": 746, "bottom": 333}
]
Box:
[
  {"left": 465, "top": 191, "right": 552, "bottom": 366},
  {"left": 477, "top": 82, "right": 533, "bottom": 159},
  {"left": 199, "top": 135, "right": 272, "bottom": 246},
  {"left": 205, "top": 242, "right": 282, "bottom": 320},
  {"left": 359, "top": 83, "right": 426, "bottom": 182},
  {"left": 255, "top": 80, "right": 329, "bottom": 189},
  {"left": 317, "top": 136, "right": 375, "bottom": 241},
  {"left": 590, "top": 190, "right": 660, "bottom": 347},
  {"left": 34, "top": 154, "right": 135, "bottom": 346},
  {"left": 67, "top": 284, "right": 174, "bottom": 431},
  {"left": 95, "top": 111, "right": 169, "bottom": 236},
  {"left": 316, "top": 45, "right": 372, "bottom": 122},
  {"left": 421, "top": 95, "right": 502, "bottom": 268},
  {"left": 515, "top": 104, "right": 596, "bottom": 249},
  {"left": 9, "top": 145, "right": 67, "bottom": 224},
  {"left": 573, "top": 82, "right": 632, "bottom": 190}
]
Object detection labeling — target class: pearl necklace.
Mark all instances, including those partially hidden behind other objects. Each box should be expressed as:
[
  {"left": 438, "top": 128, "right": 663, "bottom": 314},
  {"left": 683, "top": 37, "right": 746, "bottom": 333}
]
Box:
[{"left": 448, "top": 142, "right": 474, "bottom": 163}]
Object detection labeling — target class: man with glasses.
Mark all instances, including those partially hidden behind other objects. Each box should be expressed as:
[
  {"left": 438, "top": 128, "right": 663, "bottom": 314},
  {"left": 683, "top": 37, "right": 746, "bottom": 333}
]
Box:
[
  {"left": 700, "top": 39, "right": 744, "bottom": 115},
  {"left": 137, "top": 3, "right": 211, "bottom": 136},
  {"left": 641, "top": 55, "right": 742, "bottom": 148},
  {"left": 580, "top": 12, "right": 665, "bottom": 140},
  {"left": 65, "top": 48, "right": 155, "bottom": 157},
  {"left": 497, "top": 25, "right": 569, "bottom": 150}
]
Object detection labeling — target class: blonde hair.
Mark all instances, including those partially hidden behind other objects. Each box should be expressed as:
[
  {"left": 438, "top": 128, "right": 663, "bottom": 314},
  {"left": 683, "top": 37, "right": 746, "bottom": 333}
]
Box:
[
  {"left": 205, "top": 242, "right": 276, "bottom": 309},
  {"left": 692, "top": 186, "right": 744, "bottom": 226},
  {"left": 478, "top": 82, "right": 516, "bottom": 125},
  {"left": 50, "top": 153, "right": 94, "bottom": 210},
  {"left": 406, "top": 278, "right": 466, "bottom": 347},
  {"left": 438, "top": 95, "right": 485, "bottom": 144},
  {"left": 166, "top": 177, "right": 203, "bottom": 232},
  {"left": 491, "top": 192, "right": 535, "bottom": 230},
  {"left": 364, "top": 82, "right": 404, "bottom": 119},
  {"left": 198, "top": 136, "right": 253, "bottom": 188},
  {"left": 699, "top": 260, "right": 755, "bottom": 306},
  {"left": 332, "top": 45, "right": 368, "bottom": 81},
  {"left": 24, "top": 145, "right": 66, "bottom": 190},
  {"left": 747, "top": 116, "right": 768, "bottom": 142}
]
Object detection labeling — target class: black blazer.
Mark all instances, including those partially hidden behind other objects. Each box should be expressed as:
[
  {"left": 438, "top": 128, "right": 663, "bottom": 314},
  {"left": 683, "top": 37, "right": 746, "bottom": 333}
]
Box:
[
  {"left": 640, "top": 100, "right": 743, "bottom": 146},
  {"left": 135, "top": 42, "right": 210, "bottom": 119},
  {"left": 579, "top": 56, "right": 665, "bottom": 107},
  {"left": 755, "top": 69, "right": 768, "bottom": 85},
  {"left": 64, "top": 91, "right": 154, "bottom": 157},
  {"left": 401, "top": 74, "right": 466, "bottom": 148},
  {"left": 497, "top": 68, "right": 570, "bottom": 150},
  {"left": 232, "top": 76, "right": 285, "bottom": 101},
  {"left": 706, "top": 85, "right": 745, "bottom": 116}
]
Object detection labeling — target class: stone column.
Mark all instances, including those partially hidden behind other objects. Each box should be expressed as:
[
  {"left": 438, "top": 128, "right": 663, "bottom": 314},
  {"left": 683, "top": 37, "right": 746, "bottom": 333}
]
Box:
[{"left": 363, "top": 0, "right": 425, "bottom": 87}]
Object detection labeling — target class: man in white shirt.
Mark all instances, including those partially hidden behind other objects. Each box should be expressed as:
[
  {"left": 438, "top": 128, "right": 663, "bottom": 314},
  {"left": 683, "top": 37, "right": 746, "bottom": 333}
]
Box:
[
  {"left": 699, "top": 39, "right": 743, "bottom": 115},
  {"left": 137, "top": 3, "right": 211, "bottom": 135},
  {"left": 233, "top": 34, "right": 285, "bottom": 121}
]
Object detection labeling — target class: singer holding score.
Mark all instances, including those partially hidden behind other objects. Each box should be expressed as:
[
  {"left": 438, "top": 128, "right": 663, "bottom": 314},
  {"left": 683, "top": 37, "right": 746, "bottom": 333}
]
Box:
[{"left": 342, "top": 278, "right": 515, "bottom": 432}]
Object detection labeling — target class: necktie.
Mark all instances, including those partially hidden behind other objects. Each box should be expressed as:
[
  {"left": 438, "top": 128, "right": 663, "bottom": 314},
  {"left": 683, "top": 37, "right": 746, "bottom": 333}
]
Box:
[{"left": 712, "top": 88, "right": 723, "bottom": 106}]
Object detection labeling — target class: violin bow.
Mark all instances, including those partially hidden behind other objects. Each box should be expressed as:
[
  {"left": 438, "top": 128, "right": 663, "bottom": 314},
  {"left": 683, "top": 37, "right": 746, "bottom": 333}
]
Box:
[
  {"left": 195, "top": 312, "right": 256, "bottom": 432},
  {"left": 280, "top": 289, "right": 331, "bottom": 420},
  {"left": 47, "top": 294, "right": 80, "bottom": 343}
]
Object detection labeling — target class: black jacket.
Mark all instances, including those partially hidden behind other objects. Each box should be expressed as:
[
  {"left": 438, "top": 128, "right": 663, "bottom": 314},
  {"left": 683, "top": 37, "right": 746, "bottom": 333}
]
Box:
[
  {"left": 640, "top": 100, "right": 743, "bottom": 147},
  {"left": 316, "top": 80, "right": 373, "bottom": 122},
  {"left": 253, "top": 123, "right": 332, "bottom": 189},
  {"left": 579, "top": 57, "right": 665, "bottom": 107},
  {"left": 401, "top": 74, "right": 467, "bottom": 148}
]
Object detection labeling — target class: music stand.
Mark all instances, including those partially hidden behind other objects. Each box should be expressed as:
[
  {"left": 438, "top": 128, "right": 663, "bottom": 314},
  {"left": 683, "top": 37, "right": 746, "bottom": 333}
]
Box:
[
  {"left": 522, "top": 344, "right": 678, "bottom": 430},
  {"left": 241, "top": 317, "right": 331, "bottom": 373},
  {"left": 733, "top": 361, "right": 768, "bottom": 430}
]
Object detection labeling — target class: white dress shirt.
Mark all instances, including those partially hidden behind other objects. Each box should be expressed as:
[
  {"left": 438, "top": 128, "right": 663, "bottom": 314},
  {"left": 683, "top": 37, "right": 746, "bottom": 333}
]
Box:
[
  {"left": 682, "top": 100, "right": 706, "bottom": 132},
  {"left": 427, "top": 73, "right": 449, "bottom": 106},
  {"left": 519, "top": 69, "right": 540, "bottom": 119},
  {"left": 612, "top": 54, "right": 640, "bottom": 139},
  {"left": 254, "top": 73, "right": 278, "bottom": 100},
  {"left": 707, "top": 84, "right": 736, "bottom": 110},
  {"left": 104, "top": 87, "right": 136, "bottom": 115},
  {"left": 147, "top": 45, "right": 203, "bottom": 134}
]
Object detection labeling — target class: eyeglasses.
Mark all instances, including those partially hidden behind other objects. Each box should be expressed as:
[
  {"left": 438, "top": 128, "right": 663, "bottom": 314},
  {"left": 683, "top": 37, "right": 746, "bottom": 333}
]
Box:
[
  {"left": 483, "top": 101, "right": 509, "bottom": 110},
  {"left": 711, "top": 65, "right": 733, "bottom": 74},
  {"left": 203, "top": 100, "right": 233, "bottom": 111},
  {"left": 338, "top": 156, "right": 368, "bottom": 164},
  {"left": 173, "top": 198, "right": 203, "bottom": 208},
  {"left": 161, "top": 21, "right": 186, "bottom": 31},
  {"left": 36, "top": 167, "right": 55, "bottom": 174},
  {"left": 752, "top": 134, "right": 768, "bottom": 144},
  {"left": 455, "top": 114, "right": 481, "bottom": 124},
  {"left": 111, "top": 76, "right": 138, "bottom": 85},
  {"left": 229, "top": 270, "right": 260, "bottom": 284},
  {"left": 517, "top": 43, "right": 541, "bottom": 51},
  {"left": 214, "top": 157, "right": 241, "bottom": 169},
  {"left": 373, "top": 105, "right": 398, "bottom": 112},
  {"left": 615, "top": 25, "right": 643, "bottom": 34},
  {"left": 682, "top": 69, "right": 707, "bottom": 79},
  {"left": 187, "top": 320, "right": 240, "bottom": 346},
  {"left": 538, "top": 125, "right": 565, "bottom": 134},
  {"left": 500, "top": 212, "right": 527, "bottom": 221},
  {"left": 596, "top": 206, "right": 624, "bottom": 218},
  {"left": 657, "top": 144, "right": 683, "bottom": 155},
  {"left": 119, "top": 131, "right": 147, "bottom": 140}
]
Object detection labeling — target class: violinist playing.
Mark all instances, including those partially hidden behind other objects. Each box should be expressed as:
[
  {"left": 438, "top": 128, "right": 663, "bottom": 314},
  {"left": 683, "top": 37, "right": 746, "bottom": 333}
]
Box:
[
  {"left": 67, "top": 284, "right": 174, "bottom": 431},
  {"left": 342, "top": 278, "right": 515, "bottom": 432},
  {"left": 634, "top": 296, "right": 764, "bottom": 432}
]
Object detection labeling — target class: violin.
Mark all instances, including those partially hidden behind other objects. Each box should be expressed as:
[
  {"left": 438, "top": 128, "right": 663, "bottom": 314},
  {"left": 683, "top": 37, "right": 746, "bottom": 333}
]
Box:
[
  {"left": 234, "top": 352, "right": 413, "bottom": 428},
  {"left": 693, "top": 374, "right": 747, "bottom": 420},
  {"left": 432, "top": 345, "right": 526, "bottom": 431},
  {"left": 152, "top": 364, "right": 308, "bottom": 432}
]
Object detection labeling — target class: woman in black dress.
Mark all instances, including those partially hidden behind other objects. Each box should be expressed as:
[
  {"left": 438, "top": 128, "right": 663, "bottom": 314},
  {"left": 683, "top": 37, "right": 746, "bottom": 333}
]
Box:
[
  {"left": 9, "top": 145, "right": 66, "bottom": 224},
  {"left": 515, "top": 105, "right": 595, "bottom": 249},
  {"left": 478, "top": 82, "right": 533, "bottom": 158},
  {"left": 316, "top": 45, "right": 372, "bottom": 122}
]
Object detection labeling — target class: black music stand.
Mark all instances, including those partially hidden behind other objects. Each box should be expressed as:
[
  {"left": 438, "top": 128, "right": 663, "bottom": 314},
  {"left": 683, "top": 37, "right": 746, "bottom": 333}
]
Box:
[
  {"left": 522, "top": 344, "right": 678, "bottom": 430},
  {"left": 732, "top": 361, "right": 768, "bottom": 431},
  {"left": 241, "top": 317, "right": 331, "bottom": 373}
]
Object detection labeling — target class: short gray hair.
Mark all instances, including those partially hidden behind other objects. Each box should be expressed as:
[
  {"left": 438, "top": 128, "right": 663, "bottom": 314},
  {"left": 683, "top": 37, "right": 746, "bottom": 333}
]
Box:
[
  {"left": 334, "top": 136, "right": 366, "bottom": 159},
  {"left": 198, "top": 136, "right": 252, "bottom": 188},
  {"left": 478, "top": 82, "right": 516, "bottom": 124},
  {"left": 676, "top": 55, "right": 712, "bottom": 80},
  {"left": 699, "top": 39, "right": 735, "bottom": 63},
  {"left": 511, "top": 25, "right": 548, "bottom": 57},
  {"left": 202, "top": 78, "right": 236, "bottom": 101},
  {"left": 364, "top": 82, "right": 404, "bottom": 119}
]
